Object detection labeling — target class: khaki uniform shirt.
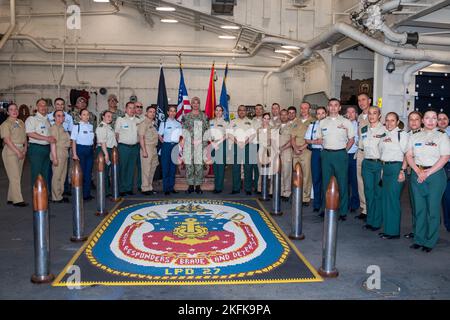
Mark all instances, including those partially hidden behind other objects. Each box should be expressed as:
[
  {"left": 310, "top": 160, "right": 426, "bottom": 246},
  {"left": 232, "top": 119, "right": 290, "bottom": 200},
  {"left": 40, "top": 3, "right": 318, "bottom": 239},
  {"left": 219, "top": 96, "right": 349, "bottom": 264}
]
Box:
[
  {"left": 291, "top": 116, "right": 315, "bottom": 150},
  {"left": 96, "top": 121, "right": 117, "bottom": 148},
  {"left": 379, "top": 127, "right": 409, "bottom": 162},
  {"left": 25, "top": 112, "right": 51, "bottom": 145},
  {"left": 407, "top": 128, "right": 450, "bottom": 166},
  {"left": 279, "top": 122, "right": 293, "bottom": 158},
  {"left": 358, "top": 113, "right": 369, "bottom": 128},
  {"left": 229, "top": 117, "right": 254, "bottom": 143},
  {"left": 317, "top": 115, "right": 355, "bottom": 150},
  {"left": 50, "top": 125, "right": 70, "bottom": 156},
  {"left": 0, "top": 117, "right": 27, "bottom": 146},
  {"left": 209, "top": 118, "right": 228, "bottom": 142},
  {"left": 115, "top": 115, "right": 139, "bottom": 145},
  {"left": 359, "top": 122, "right": 385, "bottom": 159},
  {"left": 138, "top": 118, "right": 158, "bottom": 148}
]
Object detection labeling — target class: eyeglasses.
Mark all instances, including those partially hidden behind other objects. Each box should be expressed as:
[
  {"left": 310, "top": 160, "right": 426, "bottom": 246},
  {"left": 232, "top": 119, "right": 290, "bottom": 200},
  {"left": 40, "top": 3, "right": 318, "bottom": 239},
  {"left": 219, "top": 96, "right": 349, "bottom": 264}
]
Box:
[{"left": 136, "top": 106, "right": 143, "bottom": 109}]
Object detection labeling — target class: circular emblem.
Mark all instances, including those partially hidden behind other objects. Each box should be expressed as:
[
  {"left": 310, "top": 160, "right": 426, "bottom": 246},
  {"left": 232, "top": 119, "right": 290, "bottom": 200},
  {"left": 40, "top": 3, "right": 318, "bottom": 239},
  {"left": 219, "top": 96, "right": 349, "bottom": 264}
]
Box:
[{"left": 88, "top": 200, "right": 289, "bottom": 278}]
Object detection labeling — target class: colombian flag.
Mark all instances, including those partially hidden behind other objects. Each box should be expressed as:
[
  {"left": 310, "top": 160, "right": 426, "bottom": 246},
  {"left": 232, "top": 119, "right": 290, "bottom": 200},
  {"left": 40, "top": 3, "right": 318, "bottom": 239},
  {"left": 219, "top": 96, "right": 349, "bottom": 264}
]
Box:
[{"left": 205, "top": 63, "right": 216, "bottom": 119}]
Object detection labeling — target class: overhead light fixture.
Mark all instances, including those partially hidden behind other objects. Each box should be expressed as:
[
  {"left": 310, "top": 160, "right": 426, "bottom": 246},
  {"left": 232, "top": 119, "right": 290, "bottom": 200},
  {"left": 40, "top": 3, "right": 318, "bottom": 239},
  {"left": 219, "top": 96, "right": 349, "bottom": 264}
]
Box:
[
  {"left": 281, "top": 45, "right": 300, "bottom": 50},
  {"left": 218, "top": 35, "right": 236, "bottom": 39},
  {"left": 156, "top": 6, "right": 176, "bottom": 12},
  {"left": 161, "top": 19, "right": 178, "bottom": 23},
  {"left": 274, "top": 49, "right": 291, "bottom": 54},
  {"left": 221, "top": 25, "right": 240, "bottom": 30}
]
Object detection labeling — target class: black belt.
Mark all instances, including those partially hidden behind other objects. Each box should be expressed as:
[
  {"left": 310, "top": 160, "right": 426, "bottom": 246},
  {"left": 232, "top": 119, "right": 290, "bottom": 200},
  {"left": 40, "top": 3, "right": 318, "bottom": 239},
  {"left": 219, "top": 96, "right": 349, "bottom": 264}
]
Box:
[
  {"left": 119, "top": 143, "right": 138, "bottom": 147},
  {"left": 365, "top": 158, "right": 381, "bottom": 162},
  {"left": 382, "top": 161, "right": 402, "bottom": 165},
  {"left": 417, "top": 165, "right": 432, "bottom": 170},
  {"left": 323, "top": 148, "right": 345, "bottom": 152}
]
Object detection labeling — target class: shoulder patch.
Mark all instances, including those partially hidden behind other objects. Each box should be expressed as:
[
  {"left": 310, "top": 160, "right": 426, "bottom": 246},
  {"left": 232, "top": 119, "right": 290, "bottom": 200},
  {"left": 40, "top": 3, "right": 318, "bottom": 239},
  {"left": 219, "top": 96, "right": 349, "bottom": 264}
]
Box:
[{"left": 438, "top": 129, "right": 446, "bottom": 134}]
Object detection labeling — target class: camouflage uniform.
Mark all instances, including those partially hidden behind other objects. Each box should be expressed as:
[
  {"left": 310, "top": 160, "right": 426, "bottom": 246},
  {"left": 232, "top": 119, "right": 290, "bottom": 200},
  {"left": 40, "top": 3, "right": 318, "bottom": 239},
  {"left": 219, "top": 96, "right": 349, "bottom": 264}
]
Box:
[
  {"left": 110, "top": 108, "right": 125, "bottom": 129},
  {"left": 70, "top": 108, "right": 98, "bottom": 131},
  {"left": 182, "top": 111, "right": 209, "bottom": 186}
]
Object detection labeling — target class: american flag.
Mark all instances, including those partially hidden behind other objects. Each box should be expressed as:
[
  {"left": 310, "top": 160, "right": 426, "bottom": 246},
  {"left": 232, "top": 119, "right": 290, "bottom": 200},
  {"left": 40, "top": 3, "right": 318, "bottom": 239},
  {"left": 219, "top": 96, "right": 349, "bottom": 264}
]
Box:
[{"left": 176, "top": 66, "right": 191, "bottom": 121}]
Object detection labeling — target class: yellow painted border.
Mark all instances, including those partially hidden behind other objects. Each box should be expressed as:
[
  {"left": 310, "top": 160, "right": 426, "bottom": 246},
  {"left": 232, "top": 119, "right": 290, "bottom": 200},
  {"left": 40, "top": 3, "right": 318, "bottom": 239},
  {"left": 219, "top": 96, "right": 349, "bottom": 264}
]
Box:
[{"left": 53, "top": 198, "right": 323, "bottom": 286}]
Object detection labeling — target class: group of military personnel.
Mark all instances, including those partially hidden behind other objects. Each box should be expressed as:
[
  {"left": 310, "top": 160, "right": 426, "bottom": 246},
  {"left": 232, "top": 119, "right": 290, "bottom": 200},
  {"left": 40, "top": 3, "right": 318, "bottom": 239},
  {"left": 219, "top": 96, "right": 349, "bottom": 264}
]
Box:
[{"left": 1, "top": 92, "right": 450, "bottom": 252}]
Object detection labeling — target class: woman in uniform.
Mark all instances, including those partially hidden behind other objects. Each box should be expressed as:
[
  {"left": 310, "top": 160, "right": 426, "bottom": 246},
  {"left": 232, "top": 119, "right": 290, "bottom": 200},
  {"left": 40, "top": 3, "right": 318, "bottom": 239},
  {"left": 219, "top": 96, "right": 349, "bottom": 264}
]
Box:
[
  {"left": 257, "top": 112, "right": 272, "bottom": 185},
  {"left": 378, "top": 112, "right": 409, "bottom": 239},
  {"left": 49, "top": 110, "right": 71, "bottom": 203},
  {"left": 210, "top": 105, "right": 228, "bottom": 194},
  {"left": 0, "top": 103, "right": 28, "bottom": 207},
  {"left": 96, "top": 110, "right": 117, "bottom": 197},
  {"left": 404, "top": 111, "right": 423, "bottom": 239},
  {"left": 359, "top": 106, "right": 385, "bottom": 231},
  {"left": 71, "top": 108, "right": 95, "bottom": 201},
  {"left": 406, "top": 110, "right": 450, "bottom": 252}
]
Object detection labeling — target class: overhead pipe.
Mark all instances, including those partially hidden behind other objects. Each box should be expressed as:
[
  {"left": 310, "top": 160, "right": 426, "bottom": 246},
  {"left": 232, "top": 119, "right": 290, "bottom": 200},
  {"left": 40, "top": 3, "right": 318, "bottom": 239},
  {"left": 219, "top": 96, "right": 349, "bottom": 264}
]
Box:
[
  {"left": 8, "top": 34, "right": 304, "bottom": 59},
  {"left": 402, "top": 61, "right": 432, "bottom": 117},
  {"left": 0, "top": 60, "right": 279, "bottom": 73},
  {"left": 0, "top": 1, "right": 119, "bottom": 18},
  {"left": 268, "top": 22, "right": 450, "bottom": 76},
  {"left": 380, "top": 0, "right": 421, "bottom": 14},
  {"left": 0, "top": 0, "right": 16, "bottom": 50},
  {"left": 380, "top": 23, "right": 450, "bottom": 46}
]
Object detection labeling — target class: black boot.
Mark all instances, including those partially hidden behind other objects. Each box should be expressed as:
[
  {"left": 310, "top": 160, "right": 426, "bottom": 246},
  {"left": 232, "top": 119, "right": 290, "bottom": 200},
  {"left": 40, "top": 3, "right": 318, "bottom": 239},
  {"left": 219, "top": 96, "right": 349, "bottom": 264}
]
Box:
[
  {"left": 195, "top": 186, "right": 203, "bottom": 194},
  {"left": 186, "top": 185, "right": 194, "bottom": 194}
]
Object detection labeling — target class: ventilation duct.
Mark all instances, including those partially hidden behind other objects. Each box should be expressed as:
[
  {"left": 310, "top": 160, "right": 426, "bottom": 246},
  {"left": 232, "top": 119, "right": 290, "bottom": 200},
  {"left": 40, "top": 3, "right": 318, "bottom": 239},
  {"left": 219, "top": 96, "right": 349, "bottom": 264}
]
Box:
[{"left": 211, "top": 0, "right": 236, "bottom": 16}]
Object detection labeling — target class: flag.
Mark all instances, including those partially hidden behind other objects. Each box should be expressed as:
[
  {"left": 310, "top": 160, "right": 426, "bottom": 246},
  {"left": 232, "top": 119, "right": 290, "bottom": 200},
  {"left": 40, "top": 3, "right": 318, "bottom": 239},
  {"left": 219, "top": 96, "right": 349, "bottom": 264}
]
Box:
[
  {"left": 156, "top": 66, "right": 169, "bottom": 129},
  {"left": 176, "top": 66, "right": 191, "bottom": 121},
  {"left": 205, "top": 63, "right": 216, "bottom": 119},
  {"left": 220, "top": 63, "right": 229, "bottom": 121}
]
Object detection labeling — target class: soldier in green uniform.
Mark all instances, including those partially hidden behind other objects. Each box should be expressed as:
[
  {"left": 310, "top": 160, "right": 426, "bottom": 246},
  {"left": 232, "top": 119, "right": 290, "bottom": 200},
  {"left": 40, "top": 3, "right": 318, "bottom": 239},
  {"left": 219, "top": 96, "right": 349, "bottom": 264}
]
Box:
[
  {"left": 379, "top": 112, "right": 409, "bottom": 239},
  {"left": 209, "top": 105, "right": 229, "bottom": 194},
  {"left": 106, "top": 94, "right": 125, "bottom": 128},
  {"left": 251, "top": 104, "right": 264, "bottom": 193},
  {"left": 229, "top": 105, "right": 255, "bottom": 195},
  {"left": 404, "top": 111, "right": 423, "bottom": 239},
  {"left": 70, "top": 96, "right": 97, "bottom": 130},
  {"left": 406, "top": 110, "right": 450, "bottom": 252},
  {"left": 115, "top": 101, "right": 140, "bottom": 195},
  {"left": 25, "top": 98, "right": 55, "bottom": 186},
  {"left": 359, "top": 106, "right": 385, "bottom": 231},
  {"left": 316, "top": 98, "right": 355, "bottom": 220},
  {"left": 182, "top": 97, "right": 209, "bottom": 194}
]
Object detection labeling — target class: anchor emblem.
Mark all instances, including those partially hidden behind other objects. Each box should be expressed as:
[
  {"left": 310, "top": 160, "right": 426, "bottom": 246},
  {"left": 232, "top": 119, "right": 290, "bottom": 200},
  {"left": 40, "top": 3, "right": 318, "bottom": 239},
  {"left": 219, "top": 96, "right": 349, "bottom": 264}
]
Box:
[{"left": 163, "top": 218, "right": 219, "bottom": 246}]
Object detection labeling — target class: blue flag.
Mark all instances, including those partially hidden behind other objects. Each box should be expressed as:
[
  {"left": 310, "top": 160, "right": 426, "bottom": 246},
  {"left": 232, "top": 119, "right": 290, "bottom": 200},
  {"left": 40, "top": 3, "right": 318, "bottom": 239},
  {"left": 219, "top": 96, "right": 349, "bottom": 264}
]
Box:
[
  {"left": 220, "top": 64, "right": 229, "bottom": 121},
  {"left": 156, "top": 66, "right": 169, "bottom": 129}
]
